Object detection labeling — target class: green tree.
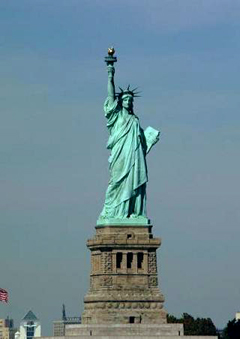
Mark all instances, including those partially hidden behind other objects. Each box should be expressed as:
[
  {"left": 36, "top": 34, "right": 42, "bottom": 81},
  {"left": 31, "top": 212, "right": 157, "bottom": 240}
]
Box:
[
  {"left": 167, "top": 312, "right": 217, "bottom": 336},
  {"left": 166, "top": 314, "right": 183, "bottom": 324},
  {"left": 223, "top": 319, "right": 240, "bottom": 339}
]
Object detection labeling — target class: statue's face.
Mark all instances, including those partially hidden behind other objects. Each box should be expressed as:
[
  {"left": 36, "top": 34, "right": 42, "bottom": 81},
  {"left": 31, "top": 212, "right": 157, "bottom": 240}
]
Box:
[{"left": 122, "top": 95, "right": 134, "bottom": 111}]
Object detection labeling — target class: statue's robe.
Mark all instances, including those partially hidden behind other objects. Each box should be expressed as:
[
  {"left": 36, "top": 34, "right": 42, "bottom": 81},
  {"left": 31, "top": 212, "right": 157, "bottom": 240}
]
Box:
[{"left": 99, "top": 98, "right": 148, "bottom": 219}]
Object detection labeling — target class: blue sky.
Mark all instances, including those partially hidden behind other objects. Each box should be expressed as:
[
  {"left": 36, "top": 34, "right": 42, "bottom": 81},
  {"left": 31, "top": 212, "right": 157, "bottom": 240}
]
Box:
[{"left": 0, "top": 0, "right": 240, "bottom": 334}]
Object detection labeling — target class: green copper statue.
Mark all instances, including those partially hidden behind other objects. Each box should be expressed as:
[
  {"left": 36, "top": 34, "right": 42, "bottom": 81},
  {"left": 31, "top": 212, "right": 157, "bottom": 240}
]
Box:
[{"left": 98, "top": 48, "right": 160, "bottom": 225}]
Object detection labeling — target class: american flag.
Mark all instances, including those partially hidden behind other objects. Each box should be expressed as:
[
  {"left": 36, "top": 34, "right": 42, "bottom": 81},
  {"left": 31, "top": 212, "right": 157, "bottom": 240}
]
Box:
[{"left": 0, "top": 288, "right": 8, "bottom": 303}]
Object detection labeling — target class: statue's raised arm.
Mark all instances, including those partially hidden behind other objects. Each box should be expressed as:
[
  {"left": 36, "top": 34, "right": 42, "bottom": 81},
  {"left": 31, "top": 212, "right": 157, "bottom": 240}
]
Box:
[
  {"left": 105, "top": 47, "right": 117, "bottom": 105},
  {"left": 107, "top": 65, "right": 115, "bottom": 104}
]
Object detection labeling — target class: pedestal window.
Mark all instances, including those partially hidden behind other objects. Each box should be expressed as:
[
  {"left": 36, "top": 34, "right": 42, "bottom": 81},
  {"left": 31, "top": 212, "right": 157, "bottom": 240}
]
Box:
[
  {"left": 127, "top": 252, "right": 133, "bottom": 269},
  {"left": 116, "top": 252, "right": 123, "bottom": 269},
  {"left": 137, "top": 252, "right": 144, "bottom": 269}
]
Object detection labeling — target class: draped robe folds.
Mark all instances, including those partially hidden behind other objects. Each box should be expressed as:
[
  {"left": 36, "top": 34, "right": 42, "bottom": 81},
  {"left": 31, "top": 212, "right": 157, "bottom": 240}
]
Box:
[{"left": 99, "top": 98, "right": 148, "bottom": 219}]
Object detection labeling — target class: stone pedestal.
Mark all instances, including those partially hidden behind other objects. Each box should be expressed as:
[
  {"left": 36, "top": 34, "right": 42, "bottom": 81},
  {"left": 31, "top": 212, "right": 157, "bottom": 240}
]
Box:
[
  {"left": 37, "top": 223, "right": 218, "bottom": 338},
  {"left": 81, "top": 224, "right": 167, "bottom": 325}
]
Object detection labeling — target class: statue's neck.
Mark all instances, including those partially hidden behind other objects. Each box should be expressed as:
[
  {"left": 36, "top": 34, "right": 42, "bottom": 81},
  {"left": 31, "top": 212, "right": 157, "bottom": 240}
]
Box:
[{"left": 122, "top": 107, "right": 133, "bottom": 115}]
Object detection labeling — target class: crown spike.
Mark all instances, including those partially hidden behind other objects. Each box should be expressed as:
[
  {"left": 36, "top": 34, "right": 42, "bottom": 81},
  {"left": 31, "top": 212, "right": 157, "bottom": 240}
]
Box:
[
  {"left": 116, "top": 84, "right": 142, "bottom": 99},
  {"left": 132, "top": 87, "right": 139, "bottom": 92}
]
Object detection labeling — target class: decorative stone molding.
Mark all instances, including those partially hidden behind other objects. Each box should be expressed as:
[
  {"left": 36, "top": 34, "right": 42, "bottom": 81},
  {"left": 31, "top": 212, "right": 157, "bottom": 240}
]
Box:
[
  {"left": 84, "top": 301, "right": 163, "bottom": 310},
  {"left": 102, "top": 276, "right": 113, "bottom": 287},
  {"left": 102, "top": 251, "right": 112, "bottom": 273},
  {"left": 149, "top": 276, "right": 158, "bottom": 287},
  {"left": 148, "top": 251, "right": 157, "bottom": 273}
]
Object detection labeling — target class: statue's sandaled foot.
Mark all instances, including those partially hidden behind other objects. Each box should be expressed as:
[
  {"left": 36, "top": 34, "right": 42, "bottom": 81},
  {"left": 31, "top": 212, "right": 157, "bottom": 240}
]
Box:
[{"left": 129, "top": 214, "right": 139, "bottom": 219}]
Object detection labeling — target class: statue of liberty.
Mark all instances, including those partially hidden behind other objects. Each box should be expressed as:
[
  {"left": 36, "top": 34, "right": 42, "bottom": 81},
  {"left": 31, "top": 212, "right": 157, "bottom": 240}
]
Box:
[{"left": 98, "top": 48, "right": 160, "bottom": 225}]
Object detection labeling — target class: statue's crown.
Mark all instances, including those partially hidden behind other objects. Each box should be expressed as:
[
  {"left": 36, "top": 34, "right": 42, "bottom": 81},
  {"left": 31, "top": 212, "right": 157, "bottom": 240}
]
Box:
[{"left": 117, "top": 85, "right": 141, "bottom": 99}]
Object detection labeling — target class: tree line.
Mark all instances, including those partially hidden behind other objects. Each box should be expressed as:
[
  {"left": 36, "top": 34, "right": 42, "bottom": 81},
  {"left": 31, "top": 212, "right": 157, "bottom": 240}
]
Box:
[{"left": 167, "top": 313, "right": 240, "bottom": 338}]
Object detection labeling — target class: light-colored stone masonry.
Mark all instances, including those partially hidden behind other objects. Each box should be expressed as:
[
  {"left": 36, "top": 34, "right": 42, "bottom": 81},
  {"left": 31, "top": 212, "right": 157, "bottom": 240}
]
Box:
[
  {"left": 65, "top": 323, "right": 183, "bottom": 336},
  {"left": 81, "top": 224, "right": 167, "bottom": 325},
  {"left": 38, "top": 224, "right": 217, "bottom": 338}
]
